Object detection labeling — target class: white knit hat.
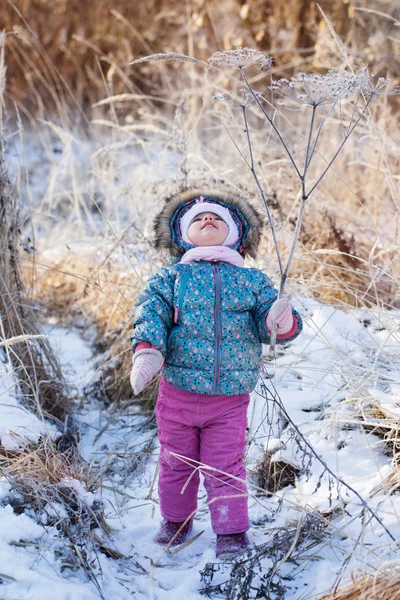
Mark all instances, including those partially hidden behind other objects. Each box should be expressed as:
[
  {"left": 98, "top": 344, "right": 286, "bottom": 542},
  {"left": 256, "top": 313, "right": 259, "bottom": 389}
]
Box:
[{"left": 180, "top": 198, "right": 239, "bottom": 246}]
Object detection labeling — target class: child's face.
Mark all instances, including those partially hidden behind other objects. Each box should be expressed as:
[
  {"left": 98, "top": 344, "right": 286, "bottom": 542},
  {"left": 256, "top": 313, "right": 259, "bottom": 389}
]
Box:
[{"left": 187, "top": 212, "right": 229, "bottom": 247}]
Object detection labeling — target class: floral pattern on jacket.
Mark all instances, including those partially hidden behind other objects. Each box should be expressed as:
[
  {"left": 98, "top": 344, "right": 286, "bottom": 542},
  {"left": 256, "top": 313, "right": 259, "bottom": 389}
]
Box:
[{"left": 131, "top": 260, "right": 302, "bottom": 396}]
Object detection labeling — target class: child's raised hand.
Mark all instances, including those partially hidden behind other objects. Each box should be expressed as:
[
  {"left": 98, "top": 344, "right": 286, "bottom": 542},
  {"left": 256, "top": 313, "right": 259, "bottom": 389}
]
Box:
[
  {"left": 266, "top": 297, "right": 294, "bottom": 335},
  {"left": 130, "top": 348, "right": 164, "bottom": 396}
]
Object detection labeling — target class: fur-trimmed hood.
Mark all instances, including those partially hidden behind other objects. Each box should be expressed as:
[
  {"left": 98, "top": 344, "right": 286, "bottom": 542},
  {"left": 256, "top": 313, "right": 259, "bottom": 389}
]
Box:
[{"left": 152, "top": 187, "right": 265, "bottom": 259}]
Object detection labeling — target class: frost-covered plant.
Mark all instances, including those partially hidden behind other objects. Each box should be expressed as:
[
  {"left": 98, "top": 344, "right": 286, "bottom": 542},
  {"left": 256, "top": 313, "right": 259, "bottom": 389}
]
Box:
[
  {"left": 209, "top": 48, "right": 397, "bottom": 353},
  {"left": 209, "top": 47, "right": 273, "bottom": 72},
  {"left": 129, "top": 46, "right": 397, "bottom": 352},
  {"left": 271, "top": 69, "right": 367, "bottom": 107},
  {"left": 213, "top": 88, "right": 260, "bottom": 109},
  {"left": 271, "top": 67, "right": 397, "bottom": 109}
]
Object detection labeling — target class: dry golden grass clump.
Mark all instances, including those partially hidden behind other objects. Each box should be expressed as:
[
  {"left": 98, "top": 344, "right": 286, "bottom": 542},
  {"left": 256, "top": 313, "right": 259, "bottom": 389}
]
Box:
[
  {"left": 256, "top": 197, "right": 396, "bottom": 309},
  {"left": 239, "top": 0, "right": 352, "bottom": 58},
  {"left": 317, "top": 566, "right": 400, "bottom": 600},
  {"left": 293, "top": 210, "right": 389, "bottom": 308},
  {"left": 0, "top": 430, "right": 119, "bottom": 572},
  {"left": 256, "top": 449, "right": 300, "bottom": 493},
  {"left": 0, "top": 148, "right": 70, "bottom": 422},
  {"left": 1, "top": 0, "right": 253, "bottom": 113},
  {"left": 3, "top": 0, "right": 184, "bottom": 110},
  {"left": 30, "top": 250, "right": 139, "bottom": 328},
  {"left": 241, "top": 0, "right": 400, "bottom": 78},
  {"left": 26, "top": 243, "right": 161, "bottom": 406},
  {"left": 2, "top": 0, "right": 399, "bottom": 114},
  {"left": 0, "top": 431, "right": 96, "bottom": 498},
  {"left": 338, "top": 394, "right": 400, "bottom": 496}
]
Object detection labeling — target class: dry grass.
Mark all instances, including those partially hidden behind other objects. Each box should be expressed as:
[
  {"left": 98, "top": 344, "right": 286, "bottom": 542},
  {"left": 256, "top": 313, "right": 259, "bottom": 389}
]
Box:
[
  {"left": 25, "top": 245, "right": 161, "bottom": 406},
  {"left": 0, "top": 31, "right": 117, "bottom": 587},
  {"left": 335, "top": 393, "right": 400, "bottom": 496},
  {"left": 0, "top": 430, "right": 117, "bottom": 580},
  {"left": 242, "top": 0, "right": 400, "bottom": 78},
  {"left": 317, "top": 565, "right": 400, "bottom": 600},
  {"left": 256, "top": 449, "right": 300, "bottom": 493},
  {"left": 0, "top": 431, "right": 96, "bottom": 495},
  {"left": 1, "top": 0, "right": 254, "bottom": 115},
  {"left": 2, "top": 0, "right": 399, "bottom": 114},
  {"left": 363, "top": 407, "right": 400, "bottom": 496},
  {"left": 0, "top": 85, "right": 69, "bottom": 423}
]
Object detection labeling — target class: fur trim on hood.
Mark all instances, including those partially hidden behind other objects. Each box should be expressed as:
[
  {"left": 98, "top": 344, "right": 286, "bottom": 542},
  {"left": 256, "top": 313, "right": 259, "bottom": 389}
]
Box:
[{"left": 152, "top": 187, "right": 265, "bottom": 259}]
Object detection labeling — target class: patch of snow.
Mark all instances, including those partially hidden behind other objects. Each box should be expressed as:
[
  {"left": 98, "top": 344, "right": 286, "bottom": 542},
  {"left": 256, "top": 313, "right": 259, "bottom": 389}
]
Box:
[{"left": 0, "top": 349, "right": 52, "bottom": 442}]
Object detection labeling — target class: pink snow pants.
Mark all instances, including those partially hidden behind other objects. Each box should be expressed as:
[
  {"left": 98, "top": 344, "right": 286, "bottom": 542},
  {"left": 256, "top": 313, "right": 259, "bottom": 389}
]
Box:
[{"left": 155, "top": 375, "right": 250, "bottom": 534}]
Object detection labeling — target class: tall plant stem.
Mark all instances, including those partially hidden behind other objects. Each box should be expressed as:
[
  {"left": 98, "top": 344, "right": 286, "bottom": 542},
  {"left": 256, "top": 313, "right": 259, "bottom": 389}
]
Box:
[
  {"left": 284, "top": 100, "right": 372, "bottom": 289},
  {"left": 305, "top": 101, "right": 337, "bottom": 172},
  {"left": 279, "top": 192, "right": 307, "bottom": 297},
  {"left": 241, "top": 69, "right": 302, "bottom": 180},
  {"left": 303, "top": 105, "right": 317, "bottom": 177},
  {"left": 242, "top": 106, "right": 283, "bottom": 277},
  {"left": 267, "top": 189, "right": 307, "bottom": 357},
  {"left": 268, "top": 98, "right": 373, "bottom": 357}
]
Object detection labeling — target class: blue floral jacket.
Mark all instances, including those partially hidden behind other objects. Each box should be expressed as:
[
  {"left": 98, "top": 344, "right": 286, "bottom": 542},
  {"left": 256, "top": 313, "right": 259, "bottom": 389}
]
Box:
[{"left": 131, "top": 260, "right": 302, "bottom": 396}]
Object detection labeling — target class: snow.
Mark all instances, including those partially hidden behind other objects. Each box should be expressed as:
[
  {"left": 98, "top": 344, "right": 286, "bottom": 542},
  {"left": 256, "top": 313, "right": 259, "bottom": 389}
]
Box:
[
  {"left": 0, "top": 344, "right": 53, "bottom": 445},
  {"left": 1, "top": 275, "right": 400, "bottom": 597},
  {"left": 5, "top": 128, "right": 180, "bottom": 243}
]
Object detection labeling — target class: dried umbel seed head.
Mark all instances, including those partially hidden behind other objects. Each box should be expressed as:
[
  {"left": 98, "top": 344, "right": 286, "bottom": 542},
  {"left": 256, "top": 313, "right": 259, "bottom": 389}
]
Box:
[
  {"left": 357, "top": 66, "right": 399, "bottom": 98},
  {"left": 271, "top": 70, "right": 364, "bottom": 107},
  {"left": 271, "top": 67, "right": 399, "bottom": 108},
  {"left": 209, "top": 48, "right": 273, "bottom": 72}
]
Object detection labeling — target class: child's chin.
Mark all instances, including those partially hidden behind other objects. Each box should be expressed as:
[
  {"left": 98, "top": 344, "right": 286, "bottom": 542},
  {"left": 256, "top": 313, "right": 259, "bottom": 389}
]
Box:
[{"left": 201, "top": 235, "right": 221, "bottom": 244}]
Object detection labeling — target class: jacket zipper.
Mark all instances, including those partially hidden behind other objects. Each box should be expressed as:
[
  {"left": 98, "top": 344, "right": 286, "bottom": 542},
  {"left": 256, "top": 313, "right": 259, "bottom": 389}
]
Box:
[
  {"left": 213, "top": 263, "right": 222, "bottom": 394},
  {"left": 174, "top": 268, "right": 191, "bottom": 324}
]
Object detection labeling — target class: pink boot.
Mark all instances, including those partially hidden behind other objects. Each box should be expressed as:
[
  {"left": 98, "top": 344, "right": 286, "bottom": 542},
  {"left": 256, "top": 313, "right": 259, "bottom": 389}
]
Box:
[
  {"left": 154, "top": 518, "right": 193, "bottom": 546},
  {"left": 216, "top": 532, "right": 250, "bottom": 559}
]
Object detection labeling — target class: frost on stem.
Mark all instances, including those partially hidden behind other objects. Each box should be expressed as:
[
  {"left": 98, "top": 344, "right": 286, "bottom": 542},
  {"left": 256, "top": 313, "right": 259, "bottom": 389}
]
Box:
[
  {"left": 213, "top": 88, "right": 261, "bottom": 109},
  {"left": 271, "top": 67, "right": 398, "bottom": 107},
  {"left": 208, "top": 47, "right": 273, "bottom": 72}
]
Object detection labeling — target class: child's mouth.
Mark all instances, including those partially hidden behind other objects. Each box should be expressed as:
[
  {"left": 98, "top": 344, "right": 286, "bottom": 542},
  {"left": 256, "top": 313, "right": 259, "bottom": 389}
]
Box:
[{"left": 202, "top": 223, "right": 217, "bottom": 229}]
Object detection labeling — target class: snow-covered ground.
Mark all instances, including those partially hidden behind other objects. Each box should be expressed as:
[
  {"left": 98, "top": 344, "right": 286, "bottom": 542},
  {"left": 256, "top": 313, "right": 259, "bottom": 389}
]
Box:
[{"left": 1, "top": 296, "right": 400, "bottom": 599}]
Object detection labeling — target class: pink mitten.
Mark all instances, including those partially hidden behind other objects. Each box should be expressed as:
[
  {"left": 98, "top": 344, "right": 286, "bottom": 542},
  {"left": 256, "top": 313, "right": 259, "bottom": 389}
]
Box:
[
  {"left": 130, "top": 348, "right": 164, "bottom": 396},
  {"left": 266, "top": 297, "right": 294, "bottom": 334}
]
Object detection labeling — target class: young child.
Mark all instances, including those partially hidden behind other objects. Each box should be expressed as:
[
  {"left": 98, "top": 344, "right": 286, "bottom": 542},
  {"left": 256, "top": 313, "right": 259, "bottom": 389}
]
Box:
[{"left": 130, "top": 188, "right": 302, "bottom": 558}]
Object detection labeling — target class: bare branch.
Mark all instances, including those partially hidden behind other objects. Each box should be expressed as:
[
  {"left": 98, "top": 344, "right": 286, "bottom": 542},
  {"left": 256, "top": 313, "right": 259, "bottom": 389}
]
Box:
[
  {"left": 241, "top": 70, "right": 302, "bottom": 179},
  {"left": 242, "top": 106, "right": 284, "bottom": 277},
  {"left": 306, "top": 97, "right": 373, "bottom": 198}
]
